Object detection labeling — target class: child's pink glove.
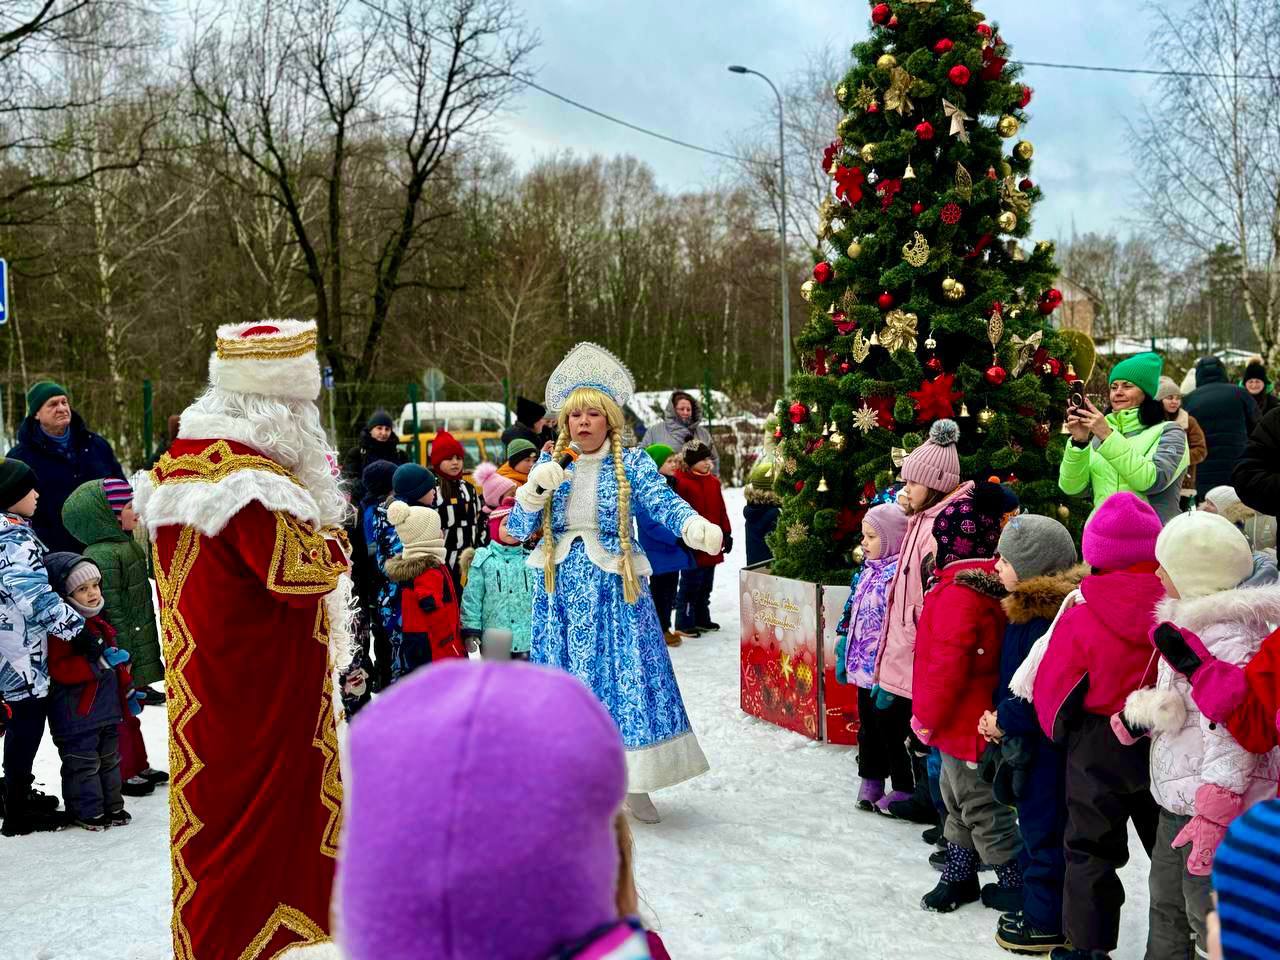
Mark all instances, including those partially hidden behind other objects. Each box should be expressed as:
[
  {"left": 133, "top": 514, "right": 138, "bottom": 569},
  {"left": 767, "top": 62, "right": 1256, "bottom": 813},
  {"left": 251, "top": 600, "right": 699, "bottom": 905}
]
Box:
[
  {"left": 1172, "top": 782, "right": 1245, "bottom": 877},
  {"left": 1150, "top": 622, "right": 1249, "bottom": 723}
]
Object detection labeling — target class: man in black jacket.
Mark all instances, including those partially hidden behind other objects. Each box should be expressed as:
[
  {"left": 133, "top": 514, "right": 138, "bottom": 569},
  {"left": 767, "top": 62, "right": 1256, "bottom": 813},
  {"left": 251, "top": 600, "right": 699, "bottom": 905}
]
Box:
[
  {"left": 1183, "top": 356, "right": 1256, "bottom": 500},
  {"left": 501, "top": 396, "right": 554, "bottom": 450},
  {"left": 1234, "top": 404, "right": 1280, "bottom": 515},
  {"left": 6, "top": 382, "right": 125, "bottom": 552}
]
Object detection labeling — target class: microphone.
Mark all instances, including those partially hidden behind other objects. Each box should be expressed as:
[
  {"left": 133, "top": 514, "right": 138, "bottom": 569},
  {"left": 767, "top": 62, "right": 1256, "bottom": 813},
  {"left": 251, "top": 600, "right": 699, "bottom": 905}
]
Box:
[{"left": 534, "top": 442, "right": 582, "bottom": 496}]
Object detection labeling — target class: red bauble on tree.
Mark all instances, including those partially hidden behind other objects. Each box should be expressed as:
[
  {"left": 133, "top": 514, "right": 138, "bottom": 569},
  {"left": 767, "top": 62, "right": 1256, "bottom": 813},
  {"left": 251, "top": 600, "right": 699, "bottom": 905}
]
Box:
[
  {"left": 926, "top": 356, "right": 944, "bottom": 375},
  {"left": 834, "top": 165, "right": 866, "bottom": 203},
  {"left": 1020, "top": 85, "right": 1033, "bottom": 107},
  {"left": 794, "top": 480, "right": 806, "bottom": 493},
  {"left": 1038, "top": 288, "right": 1064, "bottom": 314},
  {"left": 910, "top": 373, "right": 964, "bottom": 422},
  {"left": 789, "top": 401, "right": 809, "bottom": 424},
  {"left": 915, "top": 121, "right": 935, "bottom": 141},
  {"left": 976, "top": 22, "right": 993, "bottom": 37},
  {"left": 877, "top": 291, "right": 895, "bottom": 310},
  {"left": 911, "top": 201, "right": 925, "bottom": 215},
  {"left": 813, "top": 261, "right": 834, "bottom": 284},
  {"left": 985, "top": 364, "right": 1008, "bottom": 386},
  {"left": 870, "top": 2, "right": 891, "bottom": 24},
  {"left": 948, "top": 64, "right": 971, "bottom": 86},
  {"left": 1019, "top": 178, "right": 1034, "bottom": 191},
  {"left": 933, "top": 38, "right": 954, "bottom": 53},
  {"left": 1044, "top": 357, "right": 1063, "bottom": 377}
]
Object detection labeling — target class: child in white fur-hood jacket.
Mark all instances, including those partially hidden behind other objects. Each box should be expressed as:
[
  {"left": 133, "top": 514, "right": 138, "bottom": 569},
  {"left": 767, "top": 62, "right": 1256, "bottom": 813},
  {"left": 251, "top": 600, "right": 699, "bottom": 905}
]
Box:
[{"left": 1119, "top": 511, "right": 1280, "bottom": 960}]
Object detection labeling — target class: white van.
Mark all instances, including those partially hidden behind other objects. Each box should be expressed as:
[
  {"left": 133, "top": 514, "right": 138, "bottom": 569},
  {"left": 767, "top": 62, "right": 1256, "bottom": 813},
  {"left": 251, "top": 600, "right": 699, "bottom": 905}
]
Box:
[{"left": 397, "top": 401, "right": 506, "bottom": 436}]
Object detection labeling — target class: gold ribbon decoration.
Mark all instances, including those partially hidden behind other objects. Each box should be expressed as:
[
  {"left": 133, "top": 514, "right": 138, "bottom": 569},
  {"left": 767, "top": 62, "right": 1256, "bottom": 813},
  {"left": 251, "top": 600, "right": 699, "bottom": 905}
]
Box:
[
  {"left": 885, "top": 67, "right": 915, "bottom": 116},
  {"left": 891, "top": 446, "right": 907, "bottom": 468},
  {"left": 902, "top": 231, "right": 930, "bottom": 268},
  {"left": 1000, "top": 176, "right": 1032, "bottom": 218},
  {"left": 851, "top": 330, "right": 871, "bottom": 364},
  {"left": 1010, "top": 330, "right": 1044, "bottom": 377},
  {"left": 942, "top": 99, "right": 973, "bottom": 143},
  {"left": 880, "top": 309, "right": 919, "bottom": 354}
]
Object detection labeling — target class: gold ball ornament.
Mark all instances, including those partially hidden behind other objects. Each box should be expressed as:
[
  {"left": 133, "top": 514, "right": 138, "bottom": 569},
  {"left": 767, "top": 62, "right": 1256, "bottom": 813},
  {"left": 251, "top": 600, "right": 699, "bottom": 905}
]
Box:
[
  {"left": 998, "top": 210, "right": 1018, "bottom": 232},
  {"left": 1014, "top": 140, "right": 1035, "bottom": 161},
  {"left": 861, "top": 143, "right": 877, "bottom": 163},
  {"left": 1057, "top": 504, "right": 1071, "bottom": 520},
  {"left": 836, "top": 83, "right": 849, "bottom": 105},
  {"left": 847, "top": 239, "right": 863, "bottom": 259},
  {"left": 944, "top": 279, "right": 966, "bottom": 301},
  {"left": 1036, "top": 240, "right": 1056, "bottom": 256},
  {"left": 997, "top": 115, "right": 1020, "bottom": 138},
  {"left": 876, "top": 53, "right": 897, "bottom": 70},
  {"left": 941, "top": 277, "right": 957, "bottom": 293},
  {"left": 999, "top": 160, "right": 1013, "bottom": 178},
  {"left": 851, "top": 544, "right": 865, "bottom": 565},
  {"left": 978, "top": 407, "right": 996, "bottom": 425},
  {"left": 800, "top": 279, "right": 815, "bottom": 302}
]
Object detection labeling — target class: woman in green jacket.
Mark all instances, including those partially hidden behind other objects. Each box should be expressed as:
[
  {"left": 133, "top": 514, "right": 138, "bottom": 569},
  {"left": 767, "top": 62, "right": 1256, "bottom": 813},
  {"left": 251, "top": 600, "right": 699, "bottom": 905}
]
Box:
[{"left": 1059, "top": 352, "right": 1189, "bottom": 525}]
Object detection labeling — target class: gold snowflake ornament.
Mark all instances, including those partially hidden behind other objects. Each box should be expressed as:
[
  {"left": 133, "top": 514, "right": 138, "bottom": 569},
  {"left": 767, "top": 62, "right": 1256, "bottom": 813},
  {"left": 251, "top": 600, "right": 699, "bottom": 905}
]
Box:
[
  {"left": 785, "top": 521, "right": 809, "bottom": 545},
  {"left": 853, "top": 403, "right": 881, "bottom": 433}
]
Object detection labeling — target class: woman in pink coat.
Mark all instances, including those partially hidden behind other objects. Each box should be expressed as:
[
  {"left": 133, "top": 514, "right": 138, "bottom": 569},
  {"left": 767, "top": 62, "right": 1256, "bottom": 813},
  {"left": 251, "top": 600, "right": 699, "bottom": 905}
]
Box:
[{"left": 869, "top": 419, "right": 970, "bottom": 818}]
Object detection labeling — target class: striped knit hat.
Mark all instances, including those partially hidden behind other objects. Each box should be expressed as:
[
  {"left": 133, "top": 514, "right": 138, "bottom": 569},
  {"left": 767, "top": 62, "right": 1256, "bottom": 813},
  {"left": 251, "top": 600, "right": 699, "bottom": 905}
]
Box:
[
  {"left": 1213, "top": 797, "right": 1280, "bottom": 959},
  {"left": 102, "top": 478, "right": 133, "bottom": 516}
]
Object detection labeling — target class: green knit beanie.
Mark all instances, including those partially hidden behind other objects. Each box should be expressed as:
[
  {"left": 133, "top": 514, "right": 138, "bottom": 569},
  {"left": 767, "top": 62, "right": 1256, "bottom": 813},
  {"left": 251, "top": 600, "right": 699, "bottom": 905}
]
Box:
[
  {"left": 645, "top": 444, "right": 675, "bottom": 468},
  {"left": 27, "top": 381, "right": 69, "bottom": 417},
  {"left": 748, "top": 457, "right": 777, "bottom": 487},
  {"left": 1108, "top": 352, "right": 1163, "bottom": 401}
]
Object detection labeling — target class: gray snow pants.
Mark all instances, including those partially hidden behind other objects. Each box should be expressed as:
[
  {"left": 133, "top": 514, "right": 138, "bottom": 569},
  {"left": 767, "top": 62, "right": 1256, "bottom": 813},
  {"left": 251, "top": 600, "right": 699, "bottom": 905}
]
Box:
[
  {"left": 940, "top": 752, "right": 1022, "bottom": 867},
  {"left": 1145, "top": 808, "right": 1213, "bottom": 960}
]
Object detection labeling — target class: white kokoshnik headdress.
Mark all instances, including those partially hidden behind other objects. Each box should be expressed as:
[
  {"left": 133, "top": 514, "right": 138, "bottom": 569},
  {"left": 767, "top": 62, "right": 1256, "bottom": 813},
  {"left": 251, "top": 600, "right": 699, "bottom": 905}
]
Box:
[
  {"left": 209, "top": 319, "right": 322, "bottom": 402},
  {"left": 544, "top": 342, "right": 636, "bottom": 413}
]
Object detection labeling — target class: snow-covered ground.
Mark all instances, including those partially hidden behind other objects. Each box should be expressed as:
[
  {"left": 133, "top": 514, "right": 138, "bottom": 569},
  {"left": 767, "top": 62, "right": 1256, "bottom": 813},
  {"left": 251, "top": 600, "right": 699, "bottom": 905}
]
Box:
[{"left": 4, "top": 487, "right": 1152, "bottom": 960}]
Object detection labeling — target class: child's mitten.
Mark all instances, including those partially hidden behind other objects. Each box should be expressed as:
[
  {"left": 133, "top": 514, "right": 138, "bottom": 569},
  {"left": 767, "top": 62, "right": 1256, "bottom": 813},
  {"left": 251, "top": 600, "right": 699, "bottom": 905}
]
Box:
[{"left": 1173, "top": 783, "right": 1245, "bottom": 877}]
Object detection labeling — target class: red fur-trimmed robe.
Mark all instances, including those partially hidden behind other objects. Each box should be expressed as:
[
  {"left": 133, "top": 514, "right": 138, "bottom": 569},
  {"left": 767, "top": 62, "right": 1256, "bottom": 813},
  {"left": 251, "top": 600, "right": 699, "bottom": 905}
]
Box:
[{"left": 143, "top": 438, "right": 348, "bottom": 960}]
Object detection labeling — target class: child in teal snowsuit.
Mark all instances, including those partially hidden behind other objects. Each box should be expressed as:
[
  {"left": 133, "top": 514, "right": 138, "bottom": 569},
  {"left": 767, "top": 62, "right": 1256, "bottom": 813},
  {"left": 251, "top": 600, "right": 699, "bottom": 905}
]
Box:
[{"left": 460, "top": 498, "right": 535, "bottom": 660}]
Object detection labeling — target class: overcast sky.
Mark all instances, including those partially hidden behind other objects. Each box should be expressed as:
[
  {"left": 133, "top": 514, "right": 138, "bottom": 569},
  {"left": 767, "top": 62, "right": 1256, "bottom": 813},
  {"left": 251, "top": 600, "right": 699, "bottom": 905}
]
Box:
[{"left": 493, "top": 1, "right": 1190, "bottom": 241}]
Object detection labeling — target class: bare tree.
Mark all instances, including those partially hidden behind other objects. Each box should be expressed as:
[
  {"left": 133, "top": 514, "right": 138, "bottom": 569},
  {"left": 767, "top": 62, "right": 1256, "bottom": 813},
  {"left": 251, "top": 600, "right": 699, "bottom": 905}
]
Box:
[
  {"left": 1132, "top": 0, "right": 1280, "bottom": 363},
  {"left": 185, "top": 0, "right": 537, "bottom": 431},
  {"left": 1062, "top": 232, "right": 1166, "bottom": 346}
]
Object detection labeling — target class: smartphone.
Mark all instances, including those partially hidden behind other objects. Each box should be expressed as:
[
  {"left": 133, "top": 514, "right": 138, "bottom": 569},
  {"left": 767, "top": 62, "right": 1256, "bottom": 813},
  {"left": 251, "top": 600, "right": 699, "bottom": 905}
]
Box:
[{"left": 1067, "top": 379, "right": 1085, "bottom": 414}]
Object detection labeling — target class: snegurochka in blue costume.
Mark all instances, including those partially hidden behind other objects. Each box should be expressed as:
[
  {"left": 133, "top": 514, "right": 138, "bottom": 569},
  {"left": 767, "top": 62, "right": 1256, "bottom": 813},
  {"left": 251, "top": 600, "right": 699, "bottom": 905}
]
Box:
[{"left": 507, "top": 343, "right": 723, "bottom": 823}]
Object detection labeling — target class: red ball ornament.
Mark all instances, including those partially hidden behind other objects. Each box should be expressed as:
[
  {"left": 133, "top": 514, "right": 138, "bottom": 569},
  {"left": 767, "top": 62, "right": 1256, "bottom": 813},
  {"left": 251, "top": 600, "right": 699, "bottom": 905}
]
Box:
[
  {"left": 926, "top": 356, "right": 943, "bottom": 374},
  {"left": 1019, "top": 178, "right": 1034, "bottom": 191},
  {"left": 795, "top": 480, "right": 806, "bottom": 493},
  {"left": 878, "top": 291, "right": 895, "bottom": 310},
  {"left": 1019, "top": 85, "right": 1033, "bottom": 108},
  {"left": 933, "top": 38, "right": 954, "bottom": 54},
  {"left": 911, "top": 201, "right": 925, "bottom": 215},
  {"left": 941, "top": 202, "right": 963, "bottom": 225},
  {"left": 813, "top": 261, "right": 833, "bottom": 283},
  {"left": 840, "top": 361, "right": 850, "bottom": 373},
  {"left": 1046, "top": 357, "right": 1063, "bottom": 377},
  {"left": 888, "top": 14, "right": 898, "bottom": 27},
  {"left": 976, "top": 23, "right": 993, "bottom": 37},
  {"left": 870, "top": 2, "right": 892, "bottom": 24},
  {"left": 915, "top": 120, "right": 935, "bottom": 141},
  {"left": 985, "top": 364, "right": 1008, "bottom": 386},
  {"left": 867, "top": 100, "right": 881, "bottom": 114},
  {"left": 948, "top": 64, "right": 971, "bottom": 86},
  {"left": 788, "top": 401, "right": 808, "bottom": 424}
]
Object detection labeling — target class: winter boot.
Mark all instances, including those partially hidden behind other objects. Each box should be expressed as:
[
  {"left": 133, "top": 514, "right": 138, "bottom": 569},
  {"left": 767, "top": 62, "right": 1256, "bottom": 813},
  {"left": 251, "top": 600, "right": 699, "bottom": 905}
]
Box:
[
  {"left": 141, "top": 767, "right": 170, "bottom": 786},
  {"left": 0, "top": 779, "right": 60, "bottom": 815},
  {"left": 696, "top": 619, "right": 721, "bottom": 632},
  {"left": 921, "top": 843, "right": 981, "bottom": 913},
  {"left": 76, "top": 813, "right": 111, "bottom": 832},
  {"left": 1049, "top": 950, "right": 1107, "bottom": 960},
  {"left": 875, "top": 789, "right": 916, "bottom": 817},
  {"left": 996, "top": 914, "right": 1068, "bottom": 955},
  {"left": 122, "top": 776, "right": 155, "bottom": 797},
  {"left": 108, "top": 809, "right": 132, "bottom": 827},
  {"left": 665, "top": 631, "right": 683, "bottom": 647},
  {"left": 857, "top": 779, "right": 885, "bottom": 812},
  {"left": 1, "top": 808, "right": 67, "bottom": 836},
  {"left": 982, "top": 860, "right": 1025, "bottom": 913},
  {"left": 922, "top": 820, "right": 946, "bottom": 847},
  {"left": 141, "top": 686, "right": 167, "bottom": 706},
  {"left": 885, "top": 788, "right": 939, "bottom": 824},
  {"left": 624, "top": 792, "right": 661, "bottom": 824}
]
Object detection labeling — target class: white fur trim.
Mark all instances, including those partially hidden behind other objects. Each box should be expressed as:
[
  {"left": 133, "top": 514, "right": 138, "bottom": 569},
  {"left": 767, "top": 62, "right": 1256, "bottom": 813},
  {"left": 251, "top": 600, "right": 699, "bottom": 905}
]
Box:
[
  {"left": 209, "top": 320, "right": 321, "bottom": 401},
  {"left": 625, "top": 730, "right": 709, "bottom": 792},
  {"left": 277, "top": 942, "right": 345, "bottom": 960},
  {"left": 1155, "top": 581, "right": 1280, "bottom": 635},
  {"left": 1009, "top": 588, "right": 1082, "bottom": 702},
  {"left": 1124, "top": 686, "right": 1187, "bottom": 734},
  {"left": 139, "top": 467, "right": 321, "bottom": 538}
]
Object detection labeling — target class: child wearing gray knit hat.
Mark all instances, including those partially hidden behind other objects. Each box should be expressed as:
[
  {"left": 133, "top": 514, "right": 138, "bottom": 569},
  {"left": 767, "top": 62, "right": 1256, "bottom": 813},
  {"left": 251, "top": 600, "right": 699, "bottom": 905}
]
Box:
[{"left": 996, "top": 514, "right": 1078, "bottom": 582}]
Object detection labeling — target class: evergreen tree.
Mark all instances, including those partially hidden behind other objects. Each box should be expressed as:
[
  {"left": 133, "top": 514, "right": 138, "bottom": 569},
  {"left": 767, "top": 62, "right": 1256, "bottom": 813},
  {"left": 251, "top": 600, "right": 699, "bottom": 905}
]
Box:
[{"left": 768, "top": 0, "right": 1090, "bottom": 583}]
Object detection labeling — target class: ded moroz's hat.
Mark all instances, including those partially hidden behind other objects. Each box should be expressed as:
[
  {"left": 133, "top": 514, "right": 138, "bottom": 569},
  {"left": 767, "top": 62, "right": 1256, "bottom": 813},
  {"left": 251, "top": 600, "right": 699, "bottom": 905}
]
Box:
[{"left": 209, "top": 320, "right": 321, "bottom": 401}]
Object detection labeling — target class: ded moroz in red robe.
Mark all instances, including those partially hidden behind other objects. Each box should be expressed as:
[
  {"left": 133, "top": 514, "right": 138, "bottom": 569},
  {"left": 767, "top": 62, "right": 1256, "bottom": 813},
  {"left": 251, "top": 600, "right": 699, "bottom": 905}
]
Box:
[{"left": 145, "top": 437, "right": 348, "bottom": 960}]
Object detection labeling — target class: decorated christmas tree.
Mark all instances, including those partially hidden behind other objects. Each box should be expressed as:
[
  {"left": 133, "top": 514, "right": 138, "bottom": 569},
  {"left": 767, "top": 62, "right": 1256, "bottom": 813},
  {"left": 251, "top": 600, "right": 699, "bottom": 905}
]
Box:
[{"left": 768, "top": 0, "right": 1092, "bottom": 584}]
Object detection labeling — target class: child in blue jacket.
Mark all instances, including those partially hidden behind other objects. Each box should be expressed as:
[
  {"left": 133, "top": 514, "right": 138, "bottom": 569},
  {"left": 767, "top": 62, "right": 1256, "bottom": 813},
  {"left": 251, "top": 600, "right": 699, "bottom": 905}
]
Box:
[{"left": 640, "top": 445, "right": 694, "bottom": 646}]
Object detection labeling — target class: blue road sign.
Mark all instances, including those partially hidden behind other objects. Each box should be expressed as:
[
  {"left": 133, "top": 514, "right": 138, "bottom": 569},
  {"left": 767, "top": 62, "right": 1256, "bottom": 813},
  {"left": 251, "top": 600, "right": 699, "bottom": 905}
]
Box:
[
  {"left": 322, "top": 365, "right": 335, "bottom": 390},
  {"left": 0, "top": 258, "right": 8, "bottom": 326}
]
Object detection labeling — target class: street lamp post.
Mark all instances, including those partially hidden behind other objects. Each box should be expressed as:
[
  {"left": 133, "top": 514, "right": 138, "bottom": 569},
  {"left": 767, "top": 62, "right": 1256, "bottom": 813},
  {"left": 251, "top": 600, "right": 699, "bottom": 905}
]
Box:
[{"left": 729, "top": 64, "right": 791, "bottom": 393}]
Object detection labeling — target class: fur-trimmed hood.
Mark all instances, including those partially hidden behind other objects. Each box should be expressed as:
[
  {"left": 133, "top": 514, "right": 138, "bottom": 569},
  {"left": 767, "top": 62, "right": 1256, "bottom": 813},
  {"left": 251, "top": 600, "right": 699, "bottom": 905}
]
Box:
[
  {"left": 1002, "top": 564, "right": 1089, "bottom": 625},
  {"left": 744, "top": 483, "right": 781, "bottom": 507},
  {"left": 1154, "top": 580, "right": 1280, "bottom": 635},
  {"left": 384, "top": 552, "right": 443, "bottom": 584},
  {"left": 952, "top": 566, "right": 1007, "bottom": 600}
]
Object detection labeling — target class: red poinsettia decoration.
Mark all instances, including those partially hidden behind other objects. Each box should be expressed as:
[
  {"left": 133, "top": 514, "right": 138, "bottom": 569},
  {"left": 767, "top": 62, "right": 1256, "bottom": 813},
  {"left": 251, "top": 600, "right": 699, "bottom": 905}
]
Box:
[
  {"left": 834, "top": 165, "right": 866, "bottom": 204},
  {"left": 980, "top": 45, "right": 1008, "bottom": 81},
  {"left": 910, "top": 373, "right": 964, "bottom": 422},
  {"left": 833, "top": 506, "right": 866, "bottom": 542},
  {"left": 876, "top": 177, "right": 903, "bottom": 210},
  {"left": 866, "top": 395, "right": 897, "bottom": 431},
  {"left": 823, "top": 139, "right": 843, "bottom": 172},
  {"left": 834, "top": 312, "right": 857, "bottom": 335}
]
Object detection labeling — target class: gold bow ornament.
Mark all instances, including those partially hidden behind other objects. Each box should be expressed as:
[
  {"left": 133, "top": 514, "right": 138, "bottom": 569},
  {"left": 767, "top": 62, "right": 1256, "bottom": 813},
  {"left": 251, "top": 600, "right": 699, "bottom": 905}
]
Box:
[
  {"left": 1010, "top": 330, "right": 1044, "bottom": 377},
  {"left": 880, "top": 309, "right": 919, "bottom": 354},
  {"left": 942, "top": 99, "right": 973, "bottom": 143},
  {"left": 885, "top": 68, "right": 915, "bottom": 116}
]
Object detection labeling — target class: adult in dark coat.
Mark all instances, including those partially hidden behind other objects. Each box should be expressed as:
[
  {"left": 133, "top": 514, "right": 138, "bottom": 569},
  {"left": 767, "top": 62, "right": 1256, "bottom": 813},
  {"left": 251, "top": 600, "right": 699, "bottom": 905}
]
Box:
[
  {"left": 1241, "top": 359, "right": 1280, "bottom": 419},
  {"left": 644, "top": 391, "right": 720, "bottom": 477},
  {"left": 6, "top": 382, "right": 125, "bottom": 553},
  {"left": 1233, "top": 404, "right": 1280, "bottom": 516},
  {"left": 501, "top": 396, "right": 555, "bottom": 450},
  {"left": 1183, "top": 356, "right": 1257, "bottom": 499},
  {"left": 341, "top": 409, "right": 406, "bottom": 503}
]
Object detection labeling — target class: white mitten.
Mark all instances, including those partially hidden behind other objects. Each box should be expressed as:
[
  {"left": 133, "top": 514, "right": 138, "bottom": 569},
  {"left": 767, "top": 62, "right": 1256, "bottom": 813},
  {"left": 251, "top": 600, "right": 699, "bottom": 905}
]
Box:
[
  {"left": 516, "top": 460, "right": 566, "bottom": 512},
  {"left": 682, "top": 515, "right": 725, "bottom": 555}
]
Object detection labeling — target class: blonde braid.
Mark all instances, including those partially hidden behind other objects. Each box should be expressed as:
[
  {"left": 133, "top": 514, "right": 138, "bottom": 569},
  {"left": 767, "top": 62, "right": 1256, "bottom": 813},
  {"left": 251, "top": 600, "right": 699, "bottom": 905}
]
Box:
[
  {"left": 612, "top": 431, "right": 641, "bottom": 604},
  {"left": 543, "top": 432, "right": 570, "bottom": 594}
]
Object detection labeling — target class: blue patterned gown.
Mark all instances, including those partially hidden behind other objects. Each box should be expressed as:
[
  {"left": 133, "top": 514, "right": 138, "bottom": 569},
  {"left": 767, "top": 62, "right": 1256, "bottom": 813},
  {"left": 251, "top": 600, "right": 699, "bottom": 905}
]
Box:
[{"left": 507, "top": 446, "right": 710, "bottom": 792}]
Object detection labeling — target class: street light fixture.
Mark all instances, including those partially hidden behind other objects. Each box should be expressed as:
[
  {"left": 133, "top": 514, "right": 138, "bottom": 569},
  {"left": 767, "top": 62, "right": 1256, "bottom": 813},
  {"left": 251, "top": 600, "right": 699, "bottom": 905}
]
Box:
[{"left": 729, "top": 64, "right": 792, "bottom": 393}]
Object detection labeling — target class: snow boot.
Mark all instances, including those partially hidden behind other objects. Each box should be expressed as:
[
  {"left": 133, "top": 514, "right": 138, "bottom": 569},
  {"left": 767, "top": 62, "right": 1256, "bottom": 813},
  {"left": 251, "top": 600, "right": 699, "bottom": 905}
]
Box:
[
  {"left": 874, "top": 789, "right": 915, "bottom": 817},
  {"left": 108, "top": 808, "right": 132, "bottom": 827},
  {"left": 922, "top": 820, "right": 946, "bottom": 847},
  {"left": 624, "top": 792, "right": 661, "bottom": 824},
  {"left": 122, "top": 776, "right": 155, "bottom": 797},
  {"left": 996, "top": 914, "right": 1068, "bottom": 955},
  {"left": 982, "top": 861, "right": 1025, "bottom": 913},
  {"left": 1049, "top": 950, "right": 1107, "bottom": 960},
  {"left": 76, "top": 814, "right": 111, "bottom": 832},
  {"left": 665, "top": 631, "right": 683, "bottom": 647},
  {"left": 141, "top": 767, "right": 170, "bottom": 786},
  {"left": 696, "top": 620, "right": 721, "bottom": 632},
  {"left": 857, "top": 779, "right": 885, "bottom": 812},
  {"left": 0, "top": 779, "right": 60, "bottom": 815},
  {"left": 141, "top": 686, "right": 167, "bottom": 706},
  {"left": 885, "top": 789, "right": 939, "bottom": 824},
  {"left": 2, "top": 809, "right": 67, "bottom": 836},
  {"left": 921, "top": 844, "right": 981, "bottom": 913}
]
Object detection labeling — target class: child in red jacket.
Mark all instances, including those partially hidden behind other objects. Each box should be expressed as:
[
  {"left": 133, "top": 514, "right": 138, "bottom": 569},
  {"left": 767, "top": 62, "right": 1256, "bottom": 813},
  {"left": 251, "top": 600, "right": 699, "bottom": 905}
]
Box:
[
  {"left": 911, "top": 481, "right": 1019, "bottom": 914},
  {"left": 672, "top": 442, "right": 731, "bottom": 636},
  {"left": 384, "top": 501, "right": 464, "bottom": 679}
]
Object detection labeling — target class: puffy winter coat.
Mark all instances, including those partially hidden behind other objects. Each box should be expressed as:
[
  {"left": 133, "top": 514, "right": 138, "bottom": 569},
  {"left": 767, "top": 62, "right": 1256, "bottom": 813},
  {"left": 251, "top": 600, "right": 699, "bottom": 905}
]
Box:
[
  {"left": 1031, "top": 568, "right": 1164, "bottom": 743},
  {"left": 911, "top": 558, "right": 1008, "bottom": 763},
  {"left": 1221, "top": 629, "right": 1280, "bottom": 753},
  {"left": 341, "top": 428, "right": 406, "bottom": 502},
  {"left": 743, "top": 484, "right": 781, "bottom": 567},
  {"left": 643, "top": 393, "right": 719, "bottom": 477},
  {"left": 836, "top": 555, "right": 898, "bottom": 690},
  {"left": 1127, "top": 584, "right": 1280, "bottom": 817},
  {"left": 0, "top": 514, "right": 85, "bottom": 702},
  {"left": 1175, "top": 410, "right": 1208, "bottom": 496},
  {"left": 385, "top": 552, "right": 464, "bottom": 663},
  {"left": 671, "top": 470, "right": 730, "bottom": 567},
  {"left": 994, "top": 565, "right": 1087, "bottom": 739},
  {"left": 460, "top": 542, "right": 536, "bottom": 655},
  {"left": 6, "top": 413, "right": 126, "bottom": 554},
  {"left": 1234, "top": 405, "right": 1280, "bottom": 518},
  {"left": 47, "top": 615, "right": 126, "bottom": 739},
  {"left": 1058, "top": 407, "right": 1189, "bottom": 525},
  {"left": 873, "top": 481, "right": 973, "bottom": 699},
  {"left": 1185, "top": 357, "right": 1257, "bottom": 498},
  {"left": 61, "top": 480, "right": 163, "bottom": 686},
  {"left": 635, "top": 477, "right": 694, "bottom": 577}
]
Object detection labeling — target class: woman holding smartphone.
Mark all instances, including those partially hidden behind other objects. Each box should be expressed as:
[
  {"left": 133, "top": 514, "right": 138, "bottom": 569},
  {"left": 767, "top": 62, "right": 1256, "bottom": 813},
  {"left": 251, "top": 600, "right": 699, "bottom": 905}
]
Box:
[{"left": 1058, "top": 352, "right": 1190, "bottom": 525}]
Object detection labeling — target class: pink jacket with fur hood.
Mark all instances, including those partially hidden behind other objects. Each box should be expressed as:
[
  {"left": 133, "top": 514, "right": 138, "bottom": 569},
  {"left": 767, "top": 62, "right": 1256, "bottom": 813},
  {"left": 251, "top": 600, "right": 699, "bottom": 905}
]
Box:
[
  {"left": 1124, "top": 583, "right": 1280, "bottom": 818},
  {"left": 873, "top": 481, "right": 973, "bottom": 699}
]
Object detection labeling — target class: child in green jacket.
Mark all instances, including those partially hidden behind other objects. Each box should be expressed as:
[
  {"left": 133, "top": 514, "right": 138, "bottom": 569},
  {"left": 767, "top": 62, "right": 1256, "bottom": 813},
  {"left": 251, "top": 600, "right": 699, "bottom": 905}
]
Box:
[{"left": 460, "top": 499, "right": 535, "bottom": 660}]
